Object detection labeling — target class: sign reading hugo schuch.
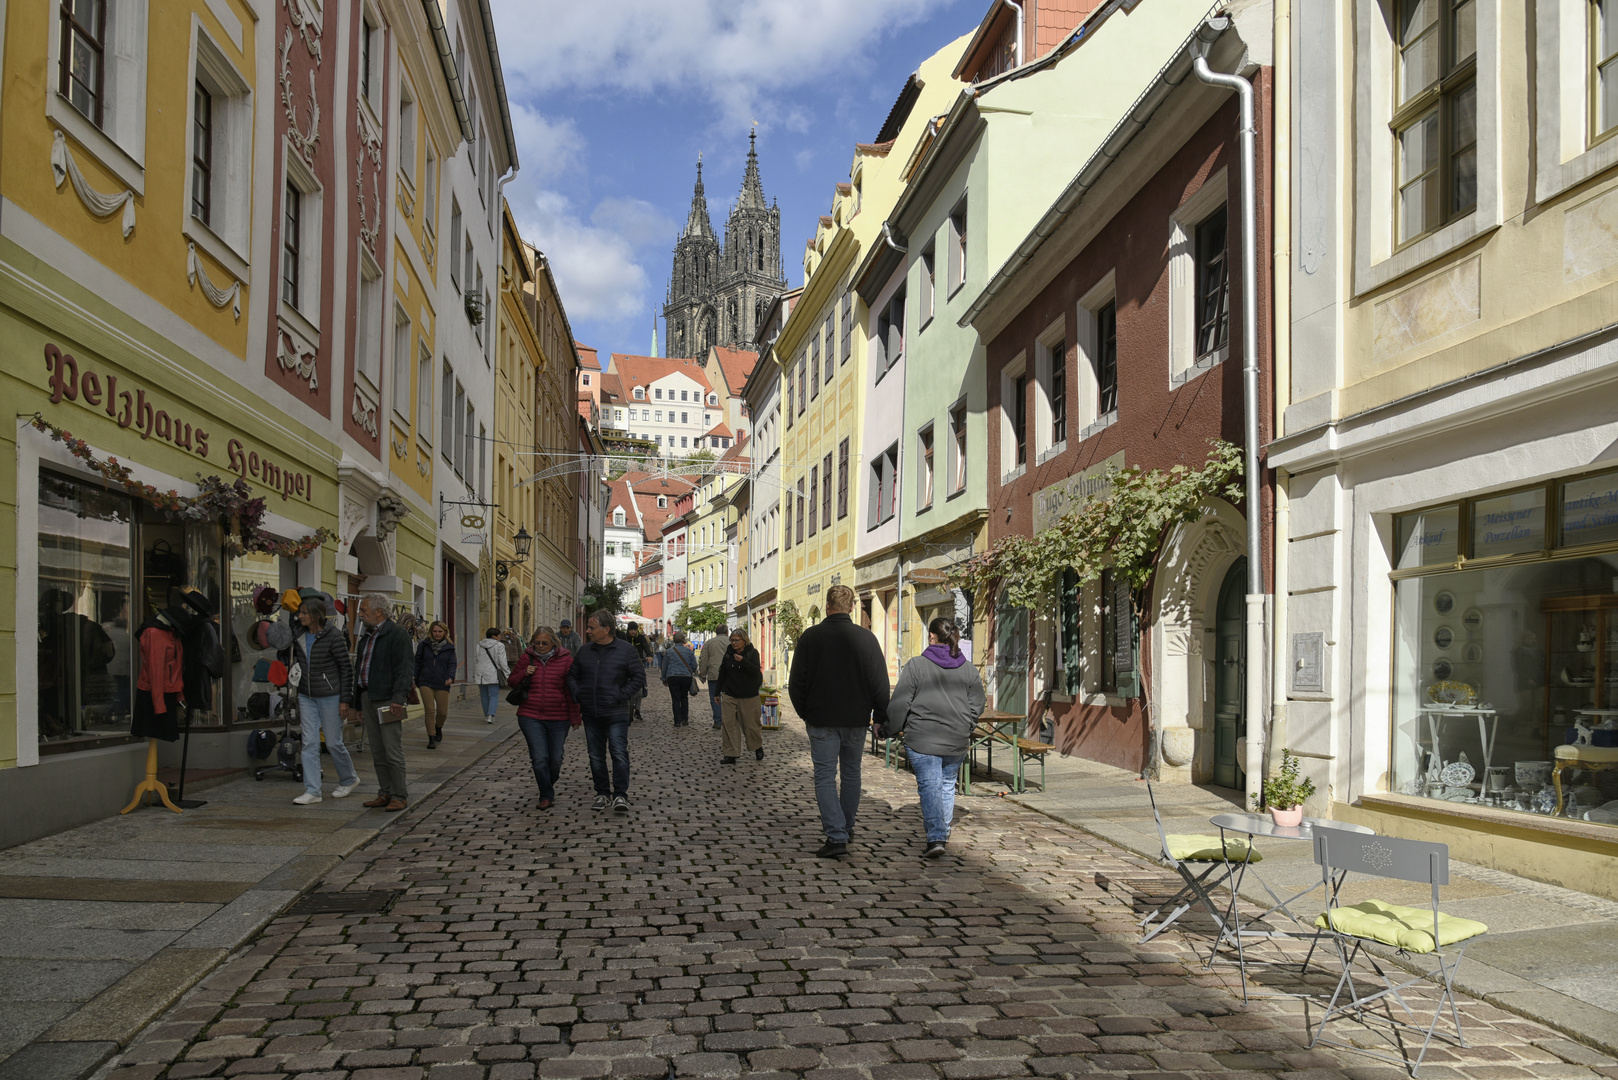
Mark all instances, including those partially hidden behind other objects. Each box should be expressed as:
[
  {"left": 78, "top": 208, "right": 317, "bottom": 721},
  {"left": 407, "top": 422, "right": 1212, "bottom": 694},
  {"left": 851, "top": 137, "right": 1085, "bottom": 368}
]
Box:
[{"left": 43, "top": 343, "right": 316, "bottom": 502}]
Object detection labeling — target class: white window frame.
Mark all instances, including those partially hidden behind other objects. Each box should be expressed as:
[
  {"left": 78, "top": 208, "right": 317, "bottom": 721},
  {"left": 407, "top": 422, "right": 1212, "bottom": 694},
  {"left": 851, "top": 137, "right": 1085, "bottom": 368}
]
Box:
[
  {"left": 948, "top": 195, "right": 968, "bottom": 297},
  {"left": 46, "top": 0, "right": 150, "bottom": 192},
  {"left": 182, "top": 22, "right": 252, "bottom": 277},
  {"left": 1075, "top": 271, "right": 1120, "bottom": 439},
  {"left": 999, "top": 354, "right": 1027, "bottom": 485},
  {"left": 1167, "top": 170, "right": 1228, "bottom": 385},
  {"left": 280, "top": 144, "right": 323, "bottom": 339},
  {"left": 1535, "top": 0, "right": 1618, "bottom": 201},
  {"left": 947, "top": 396, "right": 968, "bottom": 498},
  {"left": 1032, "top": 316, "right": 1067, "bottom": 464},
  {"left": 390, "top": 304, "right": 412, "bottom": 420},
  {"left": 920, "top": 241, "right": 937, "bottom": 329},
  {"left": 356, "top": 246, "right": 384, "bottom": 389},
  {"left": 416, "top": 341, "right": 433, "bottom": 445},
  {"left": 398, "top": 74, "right": 418, "bottom": 191},
  {"left": 1355, "top": 0, "right": 1501, "bottom": 293},
  {"left": 359, "top": 2, "right": 383, "bottom": 117},
  {"left": 916, "top": 422, "right": 935, "bottom": 512}
]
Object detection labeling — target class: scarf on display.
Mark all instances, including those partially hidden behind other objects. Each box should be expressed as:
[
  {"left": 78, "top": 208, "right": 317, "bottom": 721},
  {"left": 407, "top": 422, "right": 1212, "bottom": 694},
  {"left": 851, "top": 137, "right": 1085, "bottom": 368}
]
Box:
[{"left": 922, "top": 643, "right": 967, "bottom": 669}]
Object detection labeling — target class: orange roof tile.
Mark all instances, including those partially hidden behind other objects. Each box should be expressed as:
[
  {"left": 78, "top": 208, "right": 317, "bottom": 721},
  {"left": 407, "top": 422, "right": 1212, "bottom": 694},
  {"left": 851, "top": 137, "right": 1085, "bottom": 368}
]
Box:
[
  {"left": 608, "top": 354, "right": 714, "bottom": 397},
  {"left": 703, "top": 422, "right": 734, "bottom": 440},
  {"left": 855, "top": 140, "right": 896, "bottom": 156},
  {"left": 576, "top": 342, "right": 601, "bottom": 370},
  {"left": 709, "top": 347, "right": 758, "bottom": 395}
]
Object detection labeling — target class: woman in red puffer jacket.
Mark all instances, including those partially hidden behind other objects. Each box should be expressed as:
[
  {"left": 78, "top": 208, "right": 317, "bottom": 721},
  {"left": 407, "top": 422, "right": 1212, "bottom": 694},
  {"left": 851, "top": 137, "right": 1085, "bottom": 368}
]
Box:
[{"left": 508, "top": 626, "right": 580, "bottom": 809}]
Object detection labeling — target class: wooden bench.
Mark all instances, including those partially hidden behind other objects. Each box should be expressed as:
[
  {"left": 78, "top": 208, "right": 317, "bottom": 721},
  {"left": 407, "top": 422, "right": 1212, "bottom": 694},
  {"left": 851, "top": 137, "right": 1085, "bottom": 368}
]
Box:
[{"left": 1016, "top": 737, "right": 1055, "bottom": 791}]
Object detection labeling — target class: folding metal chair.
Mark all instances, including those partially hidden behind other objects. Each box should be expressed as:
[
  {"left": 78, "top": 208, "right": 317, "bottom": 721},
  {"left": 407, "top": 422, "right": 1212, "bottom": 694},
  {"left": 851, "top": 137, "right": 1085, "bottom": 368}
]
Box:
[
  {"left": 1308, "top": 831, "right": 1488, "bottom": 1077},
  {"left": 1138, "top": 781, "right": 1256, "bottom": 943}
]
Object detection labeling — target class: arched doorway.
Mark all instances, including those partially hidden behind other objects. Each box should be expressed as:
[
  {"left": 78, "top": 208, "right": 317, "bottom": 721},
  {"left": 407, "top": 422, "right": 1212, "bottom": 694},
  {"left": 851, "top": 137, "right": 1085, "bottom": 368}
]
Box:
[{"left": 1213, "top": 557, "right": 1247, "bottom": 790}]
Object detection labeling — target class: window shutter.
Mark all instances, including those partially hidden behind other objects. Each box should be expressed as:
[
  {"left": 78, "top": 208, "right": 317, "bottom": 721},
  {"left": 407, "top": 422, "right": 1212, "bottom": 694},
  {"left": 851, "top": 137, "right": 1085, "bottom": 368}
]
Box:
[{"left": 867, "top": 459, "right": 879, "bottom": 526}]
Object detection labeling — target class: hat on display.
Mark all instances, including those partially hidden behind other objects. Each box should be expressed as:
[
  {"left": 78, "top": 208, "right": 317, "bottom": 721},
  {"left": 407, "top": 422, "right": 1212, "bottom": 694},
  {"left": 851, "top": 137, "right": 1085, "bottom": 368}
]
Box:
[
  {"left": 252, "top": 585, "right": 279, "bottom": 615},
  {"left": 246, "top": 693, "right": 272, "bottom": 721},
  {"left": 247, "top": 727, "right": 277, "bottom": 758},
  {"left": 252, "top": 658, "right": 273, "bottom": 682},
  {"left": 280, "top": 589, "right": 303, "bottom": 613},
  {"left": 181, "top": 588, "right": 216, "bottom": 618},
  {"left": 267, "top": 660, "right": 289, "bottom": 687},
  {"left": 266, "top": 616, "right": 294, "bottom": 651},
  {"left": 252, "top": 620, "right": 273, "bottom": 650},
  {"left": 333, "top": 598, "right": 347, "bottom": 615}
]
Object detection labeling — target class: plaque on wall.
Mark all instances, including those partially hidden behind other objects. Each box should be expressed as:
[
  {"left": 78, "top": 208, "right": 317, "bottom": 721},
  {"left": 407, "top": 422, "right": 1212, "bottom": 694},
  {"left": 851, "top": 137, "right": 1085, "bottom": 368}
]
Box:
[{"left": 1292, "top": 632, "right": 1326, "bottom": 694}]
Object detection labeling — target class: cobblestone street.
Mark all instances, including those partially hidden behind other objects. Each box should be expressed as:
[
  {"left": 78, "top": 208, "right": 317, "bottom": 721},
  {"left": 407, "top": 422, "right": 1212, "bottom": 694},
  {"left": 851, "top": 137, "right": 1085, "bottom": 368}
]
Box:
[{"left": 100, "top": 692, "right": 1618, "bottom": 1080}]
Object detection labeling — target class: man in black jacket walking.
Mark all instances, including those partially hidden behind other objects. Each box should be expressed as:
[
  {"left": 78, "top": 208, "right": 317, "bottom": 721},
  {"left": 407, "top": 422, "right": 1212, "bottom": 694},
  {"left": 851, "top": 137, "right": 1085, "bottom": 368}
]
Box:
[
  {"left": 352, "top": 593, "right": 415, "bottom": 811},
  {"left": 565, "top": 610, "right": 646, "bottom": 812},
  {"left": 787, "top": 584, "right": 890, "bottom": 857}
]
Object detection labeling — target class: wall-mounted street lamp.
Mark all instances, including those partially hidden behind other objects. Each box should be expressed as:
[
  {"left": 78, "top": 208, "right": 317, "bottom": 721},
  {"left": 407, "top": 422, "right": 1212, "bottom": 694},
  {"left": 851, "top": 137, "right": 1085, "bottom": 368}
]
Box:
[{"left": 495, "top": 526, "right": 533, "bottom": 582}]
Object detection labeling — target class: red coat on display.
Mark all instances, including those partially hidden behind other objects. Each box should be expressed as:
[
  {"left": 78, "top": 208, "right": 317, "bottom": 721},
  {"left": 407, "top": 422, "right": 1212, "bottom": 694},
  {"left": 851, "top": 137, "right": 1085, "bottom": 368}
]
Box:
[
  {"left": 132, "top": 616, "right": 185, "bottom": 741},
  {"left": 508, "top": 648, "right": 580, "bottom": 726}
]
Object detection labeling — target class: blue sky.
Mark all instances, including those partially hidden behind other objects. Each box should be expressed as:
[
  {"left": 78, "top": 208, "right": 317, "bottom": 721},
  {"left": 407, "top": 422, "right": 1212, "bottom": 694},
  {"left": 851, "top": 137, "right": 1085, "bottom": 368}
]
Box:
[{"left": 487, "top": 0, "right": 982, "bottom": 358}]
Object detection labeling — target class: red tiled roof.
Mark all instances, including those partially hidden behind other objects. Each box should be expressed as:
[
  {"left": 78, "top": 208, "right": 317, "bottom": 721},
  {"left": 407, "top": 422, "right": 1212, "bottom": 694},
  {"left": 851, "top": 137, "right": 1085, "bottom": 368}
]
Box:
[
  {"left": 599, "top": 373, "right": 626, "bottom": 404},
  {"left": 576, "top": 342, "right": 600, "bottom": 370},
  {"left": 609, "top": 354, "right": 714, "bottom": 396},
  {"left": 855, "top": 140, "right": 895, "bottom": 156},
  {"left": 709, "top": 347, "right": 758, "bottom": 395},
  {"left": 703, "top": 422, "right": 734, "bottom": 439},
  {"left": 718, "top": 432, "right": 750, "bottom": 465}
]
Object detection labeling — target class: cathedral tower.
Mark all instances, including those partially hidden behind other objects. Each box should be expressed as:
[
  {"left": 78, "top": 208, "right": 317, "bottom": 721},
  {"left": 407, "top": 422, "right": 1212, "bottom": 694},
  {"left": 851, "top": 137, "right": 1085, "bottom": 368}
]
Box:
[{"left": 663, "top": 134, "right": 785, "bottom": 359}]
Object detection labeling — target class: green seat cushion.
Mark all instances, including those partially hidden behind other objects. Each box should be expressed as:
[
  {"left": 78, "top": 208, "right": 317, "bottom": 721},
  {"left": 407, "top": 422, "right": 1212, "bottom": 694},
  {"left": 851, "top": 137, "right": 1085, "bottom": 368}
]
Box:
[
  {"left": 1315, "top": 900, "right": 1487, "bottom": 954},
  {"left": 1163, "top": 834, "right": 1261, "bottom": 863}
]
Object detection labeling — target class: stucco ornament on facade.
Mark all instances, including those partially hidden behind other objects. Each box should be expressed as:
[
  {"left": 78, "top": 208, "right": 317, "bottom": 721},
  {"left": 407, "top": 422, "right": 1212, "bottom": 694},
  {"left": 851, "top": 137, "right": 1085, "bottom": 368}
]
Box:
[
  {"left": 351, "top": 385, "right": 379, "bottom": 436},
  {"left": 276, "top": 327, "right": 318, "bottom": 390},
  {"left": 186, "top": 242, "right": 243, "bottom": 319},
  {"left": 356, "top": 164, "right": 382, "bottom": 254},
  {"left": 280, "top": 31, "right": 321, "bottom": 168},
  {"left": 283, "top": 0, "right": 323, "bottom": 62},
  {"left": 375, "top": 491, "right": 409, "bottom": 538},
  {"left": 50, "top": 130, "right": 135, "bottom": 238}
]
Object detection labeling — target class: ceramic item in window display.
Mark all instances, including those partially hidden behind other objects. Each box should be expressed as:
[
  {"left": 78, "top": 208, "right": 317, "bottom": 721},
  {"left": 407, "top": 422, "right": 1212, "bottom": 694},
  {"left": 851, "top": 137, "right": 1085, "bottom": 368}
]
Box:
[
  {"left": 1432, "top": 658, "right": 1454, "bottom": 681},
  {"left": 1426, "top": 680, "right": 1477, "bottom": 706},
  {"left": 1577, "top": 624, "right": 1597, "bottom": 653},
  {"left": 1434, "top": 625, "right": 1454, "bottom": 650},
  {"left": 1485, "top": 766, "right": 1511, "bottom": 794},
  {"left": 1532, "top": 787, "right": 1558, "bottom": 814},
  {"left": 1440, "top": 756, "right": 1475, "bottom": 787},
  {"left": 1560, "top": 667, "right": 1594, "bottom": 687},
  {"left": 1515, "top": 760, "right": 1553, "bottom": 789},
  {"left": 1462, "top": 608, "right": 1483, "bottom": 633},
  {"left": 1584, "top": 807, "right": 1618, "bottom": 824},
  {"left": 1462, "top": 642, "right": 1484, "bottom": 664},
  {"left": 1434, "top": 591, "right": 1455, "bottom": 616}
]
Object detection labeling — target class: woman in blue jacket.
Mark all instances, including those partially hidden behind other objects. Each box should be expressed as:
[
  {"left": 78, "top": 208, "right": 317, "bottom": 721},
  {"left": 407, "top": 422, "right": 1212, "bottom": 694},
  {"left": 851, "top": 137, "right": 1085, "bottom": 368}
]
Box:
[{"left": 414, "top": 620, "right": 457, "bottom": 748}]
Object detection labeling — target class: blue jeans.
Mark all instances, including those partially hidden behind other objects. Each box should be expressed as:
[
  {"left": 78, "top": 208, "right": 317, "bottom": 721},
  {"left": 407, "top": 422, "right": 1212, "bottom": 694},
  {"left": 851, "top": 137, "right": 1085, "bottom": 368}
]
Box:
[
  {"left": 708, "top": 681, "right": 723, "bottom": 726},
  {"left": 582, "top": 714, "right": 630, "bottom": 797},
  {"left": 479, "top": 683, "right": 501, "bottom": 717},
  {"left": 517, "top": 717, "right": 568, "bottom": 801},
  {"left": 666, "top": 677, "right": 692, "bottom": 725},
  {"left": 906, "top": 749, "right": 963, "bottom": 843},
  {"left": 807, "top": 725, "right": 864, "bottom": 843},
  {"left": 297, "top": 694, "right": 358, "bottom": 797}
]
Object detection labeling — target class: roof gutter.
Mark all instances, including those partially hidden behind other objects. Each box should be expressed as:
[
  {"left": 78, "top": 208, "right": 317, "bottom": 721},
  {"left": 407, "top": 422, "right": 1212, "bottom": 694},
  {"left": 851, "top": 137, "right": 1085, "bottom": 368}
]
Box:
[
  {"left": 958, "top": 14, "right": 1227, "bottom": 330},
  {"left": 420, "top": 0, "right": 473, "bottom": 145}
]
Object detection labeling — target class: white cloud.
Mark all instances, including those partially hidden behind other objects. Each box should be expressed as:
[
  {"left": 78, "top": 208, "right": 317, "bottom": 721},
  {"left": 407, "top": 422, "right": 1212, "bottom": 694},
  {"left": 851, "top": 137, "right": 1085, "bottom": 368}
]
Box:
[
  {"left": 508, "top": 103, "right": 583, "bottom": 179},
  {"left": 491, "top": 0, "right": 961, "bottom": 126},
  {"left": 514, "top": 189, "right": 659, "bottom": 325}
]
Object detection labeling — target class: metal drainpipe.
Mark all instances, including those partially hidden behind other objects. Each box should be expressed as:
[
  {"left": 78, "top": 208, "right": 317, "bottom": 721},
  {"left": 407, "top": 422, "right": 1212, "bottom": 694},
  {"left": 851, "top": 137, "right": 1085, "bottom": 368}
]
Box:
[
  {"left": 880, "top": 219, "right": 910, "bottom": 662},
  {"left": 1005, "top": 0, "right": 1026, "bottom": 66},
  {"left": 1192, "top": 26, "right": 1268, "bottom": 809}
]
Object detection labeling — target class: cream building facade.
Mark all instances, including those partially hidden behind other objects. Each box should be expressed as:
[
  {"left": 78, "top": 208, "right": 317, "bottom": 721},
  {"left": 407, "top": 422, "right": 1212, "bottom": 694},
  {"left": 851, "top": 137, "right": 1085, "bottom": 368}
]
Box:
[{"left": 1273, "top": 0, "right": 1618, "bottom": 897}]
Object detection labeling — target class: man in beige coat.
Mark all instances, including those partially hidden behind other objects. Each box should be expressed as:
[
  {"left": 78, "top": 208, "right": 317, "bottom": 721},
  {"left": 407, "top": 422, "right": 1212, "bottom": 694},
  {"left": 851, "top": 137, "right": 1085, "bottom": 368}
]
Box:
[{"left": 697, "top": 625, "right": 728, "bottom": 730}]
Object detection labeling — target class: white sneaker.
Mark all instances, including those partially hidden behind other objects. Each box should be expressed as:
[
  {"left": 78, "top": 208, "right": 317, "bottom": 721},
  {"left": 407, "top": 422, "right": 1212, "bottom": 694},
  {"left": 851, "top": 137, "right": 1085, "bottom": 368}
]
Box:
[
  {"left": 293, "top": 792, "right": 322, "bottom": 805},
  {"left": 331, "top": 784, "right": 356, "bottom": 799},
  {"left": 485, "top": 716, "right": 495, "bottom": 724}
]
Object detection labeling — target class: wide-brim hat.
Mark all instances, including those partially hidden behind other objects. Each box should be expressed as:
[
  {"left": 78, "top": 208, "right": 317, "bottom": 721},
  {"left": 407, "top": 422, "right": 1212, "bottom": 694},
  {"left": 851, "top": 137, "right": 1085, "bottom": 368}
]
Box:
[
  {"left": 252, "top": 585, "right": 279, "bottom": 615},
  {"left": 181, "top": 588, "right": 216, "bottom": 618}
]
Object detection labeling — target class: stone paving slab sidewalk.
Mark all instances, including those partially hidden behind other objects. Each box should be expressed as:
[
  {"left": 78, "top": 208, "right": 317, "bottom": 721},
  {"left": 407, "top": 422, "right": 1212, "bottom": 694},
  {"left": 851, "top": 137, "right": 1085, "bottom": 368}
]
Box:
[
  {"left": 996, "top": 750, "right": 1618, "bottom": 1059},
  {"left": 0, "top": 697, "right": 517, "bottom": 1080},
  {"left": 75, "top": 689, "right": 1618, "bottom": 1080}
]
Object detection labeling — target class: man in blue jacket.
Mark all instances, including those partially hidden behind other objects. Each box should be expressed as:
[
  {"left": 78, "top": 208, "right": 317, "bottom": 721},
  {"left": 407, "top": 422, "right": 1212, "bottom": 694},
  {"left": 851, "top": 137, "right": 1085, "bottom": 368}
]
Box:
[{"left": 564, "top": 609, "right": 646, "bottom": 813}]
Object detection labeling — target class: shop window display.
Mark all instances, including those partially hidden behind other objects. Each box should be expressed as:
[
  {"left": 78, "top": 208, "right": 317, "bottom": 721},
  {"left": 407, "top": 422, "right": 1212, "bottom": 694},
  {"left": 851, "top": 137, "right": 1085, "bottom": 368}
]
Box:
[
  {"left": 1391, "top": 469, "right": 1618, "bottom": 826},
  {"left": 38, "top": 473, "right": 134, "bottom": 744}
]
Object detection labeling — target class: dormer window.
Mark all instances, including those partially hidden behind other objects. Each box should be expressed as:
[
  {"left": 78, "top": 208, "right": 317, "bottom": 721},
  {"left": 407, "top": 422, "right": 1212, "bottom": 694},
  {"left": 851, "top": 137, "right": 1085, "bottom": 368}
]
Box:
[
  {"left": 657, "top": 496, "right": 668, "bottom": 508},
  {"left": 633, "top": 387, "right": 645, "bottom": 400},
  {"left": 708, "top": 393, "right": 718, "bottom": 405}
]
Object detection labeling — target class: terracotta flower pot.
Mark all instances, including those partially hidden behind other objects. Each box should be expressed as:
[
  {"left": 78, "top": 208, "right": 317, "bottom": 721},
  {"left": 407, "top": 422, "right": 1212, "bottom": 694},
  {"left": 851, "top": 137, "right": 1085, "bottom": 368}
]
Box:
[{"left": 1269, "top": 805, "right": 1305, "bottom": 828}]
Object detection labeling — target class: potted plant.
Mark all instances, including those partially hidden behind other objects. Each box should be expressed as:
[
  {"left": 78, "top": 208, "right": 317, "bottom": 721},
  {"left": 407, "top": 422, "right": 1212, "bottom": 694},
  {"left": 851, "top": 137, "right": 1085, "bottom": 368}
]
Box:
[{"left": 1263, "top": 749, "right": 1316, "bottom": 827}]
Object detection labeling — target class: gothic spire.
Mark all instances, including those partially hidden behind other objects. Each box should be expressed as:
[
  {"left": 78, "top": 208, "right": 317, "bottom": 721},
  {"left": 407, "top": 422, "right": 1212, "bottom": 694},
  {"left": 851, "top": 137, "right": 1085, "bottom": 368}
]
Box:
[
  {"left": 736, "top": 127, "right": 767, "bottom": 211},
  {"left": 682, "top": 157, "right": 715, "bottom": 240}
]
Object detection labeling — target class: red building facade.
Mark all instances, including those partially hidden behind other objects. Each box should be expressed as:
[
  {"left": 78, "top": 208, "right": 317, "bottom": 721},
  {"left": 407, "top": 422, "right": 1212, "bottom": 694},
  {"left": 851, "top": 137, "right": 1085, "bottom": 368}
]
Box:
[{"left": 977, "top": 44, "right": 1275, "bottom": 787}]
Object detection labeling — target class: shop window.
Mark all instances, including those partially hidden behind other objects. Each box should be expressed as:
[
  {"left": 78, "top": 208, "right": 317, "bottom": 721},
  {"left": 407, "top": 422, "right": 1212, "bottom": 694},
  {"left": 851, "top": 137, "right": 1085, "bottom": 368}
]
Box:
[
  {"left": 1058, "top": 570, "right": 1082, "bottom": 695},
  {"left": 37, "top": 473, "right": 134, "bottom": 746},
  {"left": 1389, "top": 470, "right": 1618, "bottom": 827}
]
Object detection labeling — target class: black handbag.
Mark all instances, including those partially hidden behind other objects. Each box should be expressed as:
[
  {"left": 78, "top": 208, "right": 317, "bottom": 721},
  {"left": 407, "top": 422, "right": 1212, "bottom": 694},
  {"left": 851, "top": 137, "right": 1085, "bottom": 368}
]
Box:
[{"left": 506, "top": 679, "right": 529, "bottom": 707}]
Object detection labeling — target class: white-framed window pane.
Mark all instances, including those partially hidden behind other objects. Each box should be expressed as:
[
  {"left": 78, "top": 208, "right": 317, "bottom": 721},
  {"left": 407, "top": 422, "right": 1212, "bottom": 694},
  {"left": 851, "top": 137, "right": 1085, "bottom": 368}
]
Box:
[
  {"left": 416, "top": 345, "right": 432, "bottom": 439},
  {"left": 1398, "top": 110, "right": 1440, "bottom": 243}
]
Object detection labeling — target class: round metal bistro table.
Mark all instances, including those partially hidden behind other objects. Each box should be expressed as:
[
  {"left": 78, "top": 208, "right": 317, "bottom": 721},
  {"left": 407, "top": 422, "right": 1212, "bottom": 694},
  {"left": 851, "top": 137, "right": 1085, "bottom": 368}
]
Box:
[{"left": 1207, "top": 812, "right": 1376, "bottom": 998}]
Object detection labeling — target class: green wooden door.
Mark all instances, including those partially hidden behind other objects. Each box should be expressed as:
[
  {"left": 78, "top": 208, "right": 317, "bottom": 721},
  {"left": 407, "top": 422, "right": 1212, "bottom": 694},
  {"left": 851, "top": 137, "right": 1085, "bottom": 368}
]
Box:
[
  {"left": 1214, "top": 558, "right": 1247, "bottom": 790},
  {"left": 995, "top": 594, "right": 1027, "bottom": 716}
]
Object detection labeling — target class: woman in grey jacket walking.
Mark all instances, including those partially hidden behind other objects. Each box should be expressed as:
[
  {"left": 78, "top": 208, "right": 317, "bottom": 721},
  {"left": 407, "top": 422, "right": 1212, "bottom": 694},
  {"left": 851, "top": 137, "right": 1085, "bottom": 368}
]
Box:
[
  {"left": 880, "top": 617, "right": 985, "bottom": 857},
  {"left": 291, "top": 598, "right": 360, "bottom": 805}
]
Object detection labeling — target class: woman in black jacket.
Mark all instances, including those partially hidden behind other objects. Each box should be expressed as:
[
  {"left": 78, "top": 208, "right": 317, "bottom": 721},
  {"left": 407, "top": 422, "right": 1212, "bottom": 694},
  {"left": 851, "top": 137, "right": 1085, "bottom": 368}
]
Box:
[
  {"left": 717, "top": 627, "right": 765, "bottom": 765},
  {"left": 414, "top": 621, "right": 457, "bottom": 748},
  {"left": 291, "top": 598, "right": 359, "bottom": 805}
]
